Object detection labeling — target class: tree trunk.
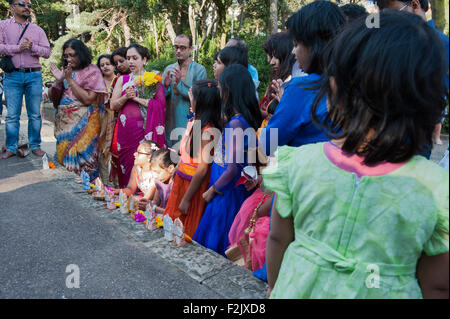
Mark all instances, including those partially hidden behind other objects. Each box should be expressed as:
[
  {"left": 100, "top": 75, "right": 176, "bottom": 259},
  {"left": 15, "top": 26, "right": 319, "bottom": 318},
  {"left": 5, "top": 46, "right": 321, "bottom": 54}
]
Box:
[
  {"left": 270, "top": 0, "right": 278, "bottom": 34},
  {"left": 163, "top": 12, "right": 176, "bottom": 43},
  {"left": 152, "top": 18, "right": 160, "bottom": 58},
  {"left": 430, "top": 0, "right": 446, "bottom": 32},
  {"left": 237, "top": 3, "right": 245, "bottom": 36},
  {"left": 121, "top": 14, "right": 131, "bottom": 47},
  {"left": 188, "top": 3, "right": 196, "bottom": 43}
]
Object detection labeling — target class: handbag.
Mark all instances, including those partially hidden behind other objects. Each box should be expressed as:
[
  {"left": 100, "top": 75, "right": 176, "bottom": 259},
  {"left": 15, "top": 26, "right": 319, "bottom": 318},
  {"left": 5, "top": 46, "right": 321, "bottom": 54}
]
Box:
[
  {"left": 225, "top": 195, "right": 268, "bottom": 270},
  {"left": 0, "top": 23, "right": 30, "bottom": 73}
]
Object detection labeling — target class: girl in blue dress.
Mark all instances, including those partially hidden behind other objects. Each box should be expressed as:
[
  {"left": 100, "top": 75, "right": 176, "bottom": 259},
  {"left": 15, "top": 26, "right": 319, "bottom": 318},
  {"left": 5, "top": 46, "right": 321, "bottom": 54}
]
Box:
[{"left": 194, "top": 64, "right": 263, "bottom": 256}]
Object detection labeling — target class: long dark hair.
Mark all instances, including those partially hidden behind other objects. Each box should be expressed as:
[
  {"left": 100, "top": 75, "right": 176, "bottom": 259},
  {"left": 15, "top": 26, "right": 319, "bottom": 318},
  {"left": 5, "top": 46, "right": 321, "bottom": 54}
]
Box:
[
  {"left": 219, "top": 64, "right": 262, "bottom": 131},
  {"left": 311, "top": 11, "right": 448, "bottom": 165},
  {"left": 285, "top": 1, "right": 345, "bottom": 75},
  {"left": 187, "top": 79, "right": 222, "bottom": 157},
  {"left": 263, "top": 31, "right": 296, "bottom": 82},
  {"left": 61, "top": 38, "right": 92, "bottom": 69}
]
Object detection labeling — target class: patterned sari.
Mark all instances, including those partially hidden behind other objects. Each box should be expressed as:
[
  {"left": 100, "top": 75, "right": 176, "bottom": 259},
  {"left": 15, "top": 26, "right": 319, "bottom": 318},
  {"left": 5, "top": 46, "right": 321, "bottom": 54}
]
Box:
[
  {"left": 117, "top": 74, "right": 166, "bottom": 186},
  {"left": 54, "top": 65, "right": 107, "bottom": 179}
]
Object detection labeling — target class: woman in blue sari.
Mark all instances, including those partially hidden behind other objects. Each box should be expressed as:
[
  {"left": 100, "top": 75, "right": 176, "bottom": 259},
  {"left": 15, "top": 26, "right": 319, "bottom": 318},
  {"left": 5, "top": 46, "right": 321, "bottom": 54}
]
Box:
[{"left": 194, "top": 64, "right": 263, "bottom": 256}]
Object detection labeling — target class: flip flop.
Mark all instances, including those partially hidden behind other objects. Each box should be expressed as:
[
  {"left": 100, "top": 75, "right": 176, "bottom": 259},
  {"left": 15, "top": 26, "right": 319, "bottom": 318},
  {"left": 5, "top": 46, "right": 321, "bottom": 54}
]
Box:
[{"left": 0, "top": 151, "right": 15, "bottom": 159}]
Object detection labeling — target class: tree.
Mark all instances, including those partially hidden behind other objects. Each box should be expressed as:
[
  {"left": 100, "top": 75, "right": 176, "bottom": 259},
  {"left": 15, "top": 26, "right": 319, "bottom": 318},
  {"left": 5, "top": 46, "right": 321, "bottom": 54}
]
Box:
[
  {"left": 270, "top": 0, "right": 278, "bottom": 34},
  {"left": 430, "top": 0, "right": 446, "bottom": 32}
]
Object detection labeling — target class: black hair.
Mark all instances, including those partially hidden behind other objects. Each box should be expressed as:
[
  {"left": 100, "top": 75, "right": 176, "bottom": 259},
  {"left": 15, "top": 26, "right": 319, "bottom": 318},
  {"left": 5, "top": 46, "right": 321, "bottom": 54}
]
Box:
[
  {"left": 285, "top": 0, "right": 346, "bottom": 75},
  {"left": 110, "top": 47, "right": 128, "bottom": 64},
  {"left": 228, "top": 38, "right": 249, "bottom": 56},
  {"left": 139, "top": 140, "right": 160, "bottom": 158},
  {"left": 187, "top": 79, "right": 222, "bottom": 158},
  {"left": 218, "top": 46, "right": 248, "bottom": 68},
  {"left": 61, "top": 38, "right": 93, "bottom": 69},
  {"left": 127, "top": 43, "right": 151, "bottom": 61},
  {"left": 311, "top": 11, "right": 448, "bottom": 165},
  {"left": 151, "top": 149, "right": 176, "bottom": 169},
  {"left": 219, "top": 64, "right": 262, "bottom": 131},
  {"left": 96, "top": 54, "right": 112, "bottom": 74},
  {"left": 341, "top": 4, "right": 368, "bottom": 22},
  {"left": 192, "top": 79, "right": 222, "bottom": 131},
  {"left": 263, "top": 31, "right": 296, "bottom": 82},
  {"left": 375, "top": 0, "right": 429, "bottom": 11},
  {"left": 176, "top": 34, "right": 193, "bottom": 47}
]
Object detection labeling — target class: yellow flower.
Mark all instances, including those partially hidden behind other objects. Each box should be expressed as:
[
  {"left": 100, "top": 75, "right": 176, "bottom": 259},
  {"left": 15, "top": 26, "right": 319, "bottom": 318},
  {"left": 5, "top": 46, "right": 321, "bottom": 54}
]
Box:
[
  {"left": 155, "top": 216, "right": 163, "bottom": 228},
  {"left": 143, "top": 72, "right": 161, "bottom": 87},
  {"left": 116, "top": 202, "right": 121, "bottom": 208}
]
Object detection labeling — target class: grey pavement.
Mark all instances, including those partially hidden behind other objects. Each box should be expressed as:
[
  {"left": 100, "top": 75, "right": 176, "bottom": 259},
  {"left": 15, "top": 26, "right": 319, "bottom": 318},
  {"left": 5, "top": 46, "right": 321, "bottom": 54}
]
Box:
[{"left": 0, "top": 104, "right": 268, "bottom": 299}]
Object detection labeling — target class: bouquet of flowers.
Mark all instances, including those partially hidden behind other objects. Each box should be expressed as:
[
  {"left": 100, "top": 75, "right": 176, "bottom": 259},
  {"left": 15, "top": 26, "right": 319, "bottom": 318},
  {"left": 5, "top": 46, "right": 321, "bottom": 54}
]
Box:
[{"left": 133, "top": 71, "right": 163, "bottom": 100}]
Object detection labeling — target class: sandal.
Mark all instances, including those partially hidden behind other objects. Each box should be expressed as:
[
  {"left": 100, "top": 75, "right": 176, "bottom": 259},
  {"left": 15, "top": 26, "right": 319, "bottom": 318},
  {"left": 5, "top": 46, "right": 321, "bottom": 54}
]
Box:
[{"left": 1, "top": 151, "right": 15, "bottom": 159}]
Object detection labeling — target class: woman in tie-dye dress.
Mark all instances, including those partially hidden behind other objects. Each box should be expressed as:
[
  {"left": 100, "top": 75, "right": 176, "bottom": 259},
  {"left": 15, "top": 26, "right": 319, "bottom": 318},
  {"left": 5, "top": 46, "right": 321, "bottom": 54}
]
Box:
[{"left": 50, "top": 38, "right": 107, "bottom": 180}]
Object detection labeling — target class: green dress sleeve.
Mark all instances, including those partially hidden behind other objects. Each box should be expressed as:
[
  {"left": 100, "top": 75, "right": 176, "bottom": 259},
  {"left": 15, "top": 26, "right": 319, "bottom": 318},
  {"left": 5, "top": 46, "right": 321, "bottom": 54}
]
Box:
[
  {"left": 262, "top": 145, "right": 297, "bottom": 218},
  {"left": 423, "top": 188, "right": 449, "bottom": 256}
]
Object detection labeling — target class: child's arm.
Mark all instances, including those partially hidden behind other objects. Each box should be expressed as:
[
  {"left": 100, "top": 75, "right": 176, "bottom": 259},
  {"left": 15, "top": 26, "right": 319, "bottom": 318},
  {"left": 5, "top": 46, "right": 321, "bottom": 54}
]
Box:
[
  {"left": 120, "top": 166, "right": 139, "bottom": 197},
  {"left": 416, "top": 252, "right": 449, "bottom": 299},
  {"left": 256, "top": 195, "right": 273, "bottom": 219},
  {"left": 266, "top": 195, "right": 294, "bottom": 298},
  {"left": 179, "top": 137, "right": 212, "bottom": 215},
  {"left": 203, "top": 119, "right": 245, "bottom": 202},
  {"left": 152, "top": 188, "right": 161, "bottom": 207},
  {"left": 138, "top": 184, "right": 157, "bottom": 211}
]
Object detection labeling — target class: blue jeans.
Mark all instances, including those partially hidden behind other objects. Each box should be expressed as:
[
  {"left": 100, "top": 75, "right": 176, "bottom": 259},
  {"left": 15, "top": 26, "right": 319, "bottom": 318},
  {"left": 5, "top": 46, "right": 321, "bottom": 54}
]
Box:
[{"left": 4, "top": 71, "right": 43, "bottom": 153}]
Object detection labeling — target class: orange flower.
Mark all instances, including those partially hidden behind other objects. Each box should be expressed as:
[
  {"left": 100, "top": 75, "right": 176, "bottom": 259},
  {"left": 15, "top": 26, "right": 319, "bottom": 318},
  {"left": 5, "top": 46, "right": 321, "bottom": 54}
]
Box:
[
  {"left": 155, "top": 75, "right": 163, "bottom": 82},
  {"left": 48, "top": 162, "right": 56, "bottom": 169},
  {"left": 184, "top": 234, "right": 192, "bottom": 243},
  {"left": 134, "top": 76, "right": 143, "bottom": 86}
]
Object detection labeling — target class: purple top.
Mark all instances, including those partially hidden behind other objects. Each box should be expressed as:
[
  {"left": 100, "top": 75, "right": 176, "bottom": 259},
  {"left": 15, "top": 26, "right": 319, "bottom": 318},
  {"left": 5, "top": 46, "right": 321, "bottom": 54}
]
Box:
[
  {"left": 154, "top": 179, "right": 173, "bottom": 209},
  {"left": 0, "top": 18, "right": 51, "bottom": 68}
]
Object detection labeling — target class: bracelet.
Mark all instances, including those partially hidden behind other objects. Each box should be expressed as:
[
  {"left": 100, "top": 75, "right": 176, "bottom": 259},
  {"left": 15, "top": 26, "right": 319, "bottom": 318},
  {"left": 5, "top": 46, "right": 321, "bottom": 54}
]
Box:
[{"left": 212, "top": 185, "right": 223, "bottom": 195}]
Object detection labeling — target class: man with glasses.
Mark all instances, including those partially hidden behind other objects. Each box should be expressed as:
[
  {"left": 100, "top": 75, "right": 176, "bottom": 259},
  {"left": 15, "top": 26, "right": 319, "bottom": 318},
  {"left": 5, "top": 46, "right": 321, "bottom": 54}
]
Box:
[
  {"left": 163, "top": 34, "right": 206, "bottom": 147},
  {"left": 0, "top": 0, "right": 51, "bottom": 159}
]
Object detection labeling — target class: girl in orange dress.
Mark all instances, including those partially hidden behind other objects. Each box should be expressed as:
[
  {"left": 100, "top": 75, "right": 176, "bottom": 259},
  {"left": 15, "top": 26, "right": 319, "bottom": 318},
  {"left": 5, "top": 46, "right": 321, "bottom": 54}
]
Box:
[{"left": 164, "top": 79, "right": 222, "bottom": 238}]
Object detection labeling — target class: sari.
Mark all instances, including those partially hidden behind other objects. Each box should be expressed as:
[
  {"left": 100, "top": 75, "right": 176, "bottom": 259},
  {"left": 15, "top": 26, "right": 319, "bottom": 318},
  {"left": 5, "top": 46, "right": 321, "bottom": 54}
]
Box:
[
  {"left": 54, "top": 65, "right": 107, "bottom": 179},
  {"left": 117, "top": 74, "right": 166, "bottom": 186},
  {"left": 98, "top": 75, "right": 119, "bottom": 186},
  {"left": 164, "top": 120, "right": 213, "bottom": 238}
]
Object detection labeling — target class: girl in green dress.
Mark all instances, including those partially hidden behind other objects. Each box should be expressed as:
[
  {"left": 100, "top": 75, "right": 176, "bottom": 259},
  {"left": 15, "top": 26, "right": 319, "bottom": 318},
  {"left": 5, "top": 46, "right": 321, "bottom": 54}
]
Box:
[{"left": 265, "top": 10, "right": 449, "bottom": 299}]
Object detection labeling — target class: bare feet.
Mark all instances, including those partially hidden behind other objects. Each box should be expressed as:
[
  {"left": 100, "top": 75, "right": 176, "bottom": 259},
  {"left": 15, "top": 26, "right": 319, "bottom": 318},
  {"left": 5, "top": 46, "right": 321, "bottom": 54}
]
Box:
[
  {"left": 1, "top": 151, "right": 15, "bottom": 159},
  {"left": 32, "top": 148, "right": 46, "bottom": 157},
  {"left": 434, "top": 139, "right": 443, "bottom": 145}
]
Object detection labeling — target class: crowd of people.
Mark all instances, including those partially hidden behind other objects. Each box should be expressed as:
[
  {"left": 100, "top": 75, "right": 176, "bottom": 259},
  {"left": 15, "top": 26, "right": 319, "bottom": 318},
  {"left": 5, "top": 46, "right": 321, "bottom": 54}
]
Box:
[{"left": 1, "top": 0, "right": 449, "bottom": 299}]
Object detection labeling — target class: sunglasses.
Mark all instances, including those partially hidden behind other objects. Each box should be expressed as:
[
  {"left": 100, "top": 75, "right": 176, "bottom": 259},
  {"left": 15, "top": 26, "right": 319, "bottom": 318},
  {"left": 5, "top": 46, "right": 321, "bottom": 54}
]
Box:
[
  {"left": 135, "top": 151, "right": 151, "bottom": 156},
  {"left": 13, "top": 2, "right": 32, "bottom": 8}
]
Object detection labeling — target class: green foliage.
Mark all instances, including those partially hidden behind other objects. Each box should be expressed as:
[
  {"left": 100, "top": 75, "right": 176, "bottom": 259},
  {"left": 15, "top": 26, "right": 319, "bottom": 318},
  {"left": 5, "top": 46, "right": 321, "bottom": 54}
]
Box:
[{"left": 443, "top": 117, "right": 449, "bottom": 134}]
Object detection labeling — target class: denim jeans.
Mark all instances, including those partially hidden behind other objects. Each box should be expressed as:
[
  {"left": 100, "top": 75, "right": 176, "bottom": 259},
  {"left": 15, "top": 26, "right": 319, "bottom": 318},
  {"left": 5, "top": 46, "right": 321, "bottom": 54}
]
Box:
[{"left": 4, "top": 71, "right": 43, "bottom": 153}]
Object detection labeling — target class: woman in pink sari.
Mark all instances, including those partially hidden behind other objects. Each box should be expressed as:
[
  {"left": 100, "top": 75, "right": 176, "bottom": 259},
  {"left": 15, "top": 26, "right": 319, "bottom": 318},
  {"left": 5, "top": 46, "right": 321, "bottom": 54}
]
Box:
[{"left": 110, "top": 43, "right": 166, "bottom": 186}]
